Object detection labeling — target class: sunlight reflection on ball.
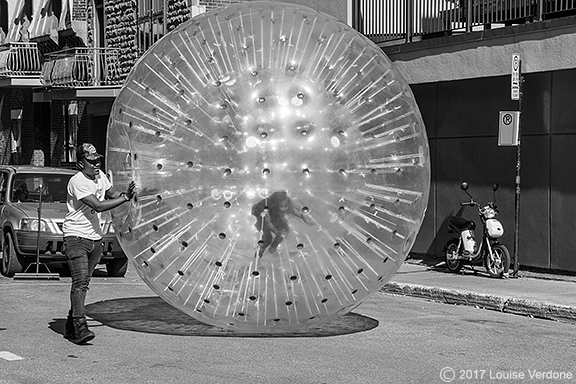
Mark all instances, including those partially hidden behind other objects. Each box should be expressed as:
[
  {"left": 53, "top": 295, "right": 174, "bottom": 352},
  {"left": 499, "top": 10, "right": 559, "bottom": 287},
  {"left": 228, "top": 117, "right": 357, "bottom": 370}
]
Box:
[{"left": 107, "top": 1, "right": 430, "bottom": 333}]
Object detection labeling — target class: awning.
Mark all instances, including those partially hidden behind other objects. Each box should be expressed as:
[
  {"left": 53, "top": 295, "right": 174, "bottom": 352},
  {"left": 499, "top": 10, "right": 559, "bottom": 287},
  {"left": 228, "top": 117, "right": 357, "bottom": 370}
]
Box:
[
  {"left": 28, "top": 0, "right": 73, "bottom": 38},
  {"left": 59, "top": 0, "right": 72, "bottom": 31},
  {"left": 29, "top": 0, "right": 58, "bottom": 41},
  {"left": 6, "top": 0, "right": 27, "bottom": 43}
]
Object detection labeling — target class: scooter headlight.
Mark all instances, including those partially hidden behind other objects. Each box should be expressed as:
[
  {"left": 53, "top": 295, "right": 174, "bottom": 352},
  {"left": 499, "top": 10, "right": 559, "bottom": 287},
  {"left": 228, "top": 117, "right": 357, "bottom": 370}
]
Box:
[{"left": 482, "top": 207, "right": 497, "bottom": 219}]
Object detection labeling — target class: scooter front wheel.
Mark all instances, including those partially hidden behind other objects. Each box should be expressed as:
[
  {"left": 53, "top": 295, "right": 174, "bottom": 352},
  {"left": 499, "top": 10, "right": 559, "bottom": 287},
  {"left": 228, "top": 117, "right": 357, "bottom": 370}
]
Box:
[
  {"left": 484, "top": 243, "right": 511, "bottom": 278},
  {"left": 444, "top": 239, "right": 463, "bottom": 273}
]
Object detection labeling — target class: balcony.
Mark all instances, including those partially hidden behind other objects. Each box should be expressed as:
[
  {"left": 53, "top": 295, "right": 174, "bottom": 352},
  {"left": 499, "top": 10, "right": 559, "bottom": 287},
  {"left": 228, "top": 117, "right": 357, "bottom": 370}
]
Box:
[
  {"left": 40, "top": 47, "right": 123, "bottom": 100},
  {"left": 0, "top": 42, "right": 43, "bottom": 87},
  {"left": 352, "top": 0, "right": 576, "bottom": 45}
]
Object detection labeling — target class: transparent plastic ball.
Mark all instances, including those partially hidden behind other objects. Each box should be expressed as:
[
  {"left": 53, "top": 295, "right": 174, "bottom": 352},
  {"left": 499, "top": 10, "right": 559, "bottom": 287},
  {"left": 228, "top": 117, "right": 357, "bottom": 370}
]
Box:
[{"left": 107, "top": 1, "right": 430, "bottom": 333}]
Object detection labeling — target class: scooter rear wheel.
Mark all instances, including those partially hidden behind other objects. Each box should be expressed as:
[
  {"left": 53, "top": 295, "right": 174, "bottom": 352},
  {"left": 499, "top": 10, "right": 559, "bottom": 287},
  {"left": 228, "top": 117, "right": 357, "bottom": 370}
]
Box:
[
  {"left": 484, "top": 243, "right": 510, "bottom": 278},
  {"left": 444, "top": 239, "right": 463, "bottom": 273}
]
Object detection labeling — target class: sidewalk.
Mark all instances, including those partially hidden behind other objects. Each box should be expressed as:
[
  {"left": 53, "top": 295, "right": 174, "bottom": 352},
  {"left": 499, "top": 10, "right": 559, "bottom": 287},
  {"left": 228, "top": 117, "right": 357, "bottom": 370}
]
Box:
[{"left": 381, "top": 261, "right": 576, "bottom": 325}]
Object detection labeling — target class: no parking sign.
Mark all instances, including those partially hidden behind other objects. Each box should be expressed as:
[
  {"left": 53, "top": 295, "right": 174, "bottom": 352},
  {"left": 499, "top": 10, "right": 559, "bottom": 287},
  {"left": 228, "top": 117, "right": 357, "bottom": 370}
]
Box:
[{"left": 498, "top": 111, "right": 520, "bottom": 146}]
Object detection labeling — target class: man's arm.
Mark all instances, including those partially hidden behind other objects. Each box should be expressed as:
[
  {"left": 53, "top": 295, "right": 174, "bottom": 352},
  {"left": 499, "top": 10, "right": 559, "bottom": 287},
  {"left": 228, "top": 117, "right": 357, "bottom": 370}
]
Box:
[
  {"left": 83, "top": 181, "right": 136, "bottom": 213},
  {"left": 81, "top": 194, "right": 129, "bottom": 213}
]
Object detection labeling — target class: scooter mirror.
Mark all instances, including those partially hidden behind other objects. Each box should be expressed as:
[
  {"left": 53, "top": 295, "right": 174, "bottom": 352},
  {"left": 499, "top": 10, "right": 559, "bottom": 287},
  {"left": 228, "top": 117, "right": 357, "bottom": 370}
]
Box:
[
  {"left": 493, "top": 183, "right": 499, "bottom": 191},
  {"left": 461, "top": 182, "right": 469, "bottom": 191}
]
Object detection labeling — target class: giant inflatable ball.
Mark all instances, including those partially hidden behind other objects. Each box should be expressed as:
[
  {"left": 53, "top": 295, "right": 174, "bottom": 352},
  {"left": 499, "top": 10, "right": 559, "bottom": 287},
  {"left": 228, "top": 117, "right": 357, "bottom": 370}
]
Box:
[{"left": 107, "top": 1, "right": 430, "bottom": 333}]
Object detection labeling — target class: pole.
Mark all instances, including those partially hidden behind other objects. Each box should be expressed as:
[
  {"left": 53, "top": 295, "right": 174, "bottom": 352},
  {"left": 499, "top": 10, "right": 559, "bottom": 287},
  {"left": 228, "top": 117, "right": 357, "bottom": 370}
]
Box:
[
  {"left": 35, "top": 183, "right": 43, "bottom": 274},
  {"left": 466, "top": 0, "right": 473, "bottom": 33},
  {"left": 513, "top": 60, "right": 523, "bottom": 278},
  {"left": 406, "top": 0, "right": 414, "bottom": 43},
  {"left": 64, "top": 101, "right": 70, "bottom": 163}
]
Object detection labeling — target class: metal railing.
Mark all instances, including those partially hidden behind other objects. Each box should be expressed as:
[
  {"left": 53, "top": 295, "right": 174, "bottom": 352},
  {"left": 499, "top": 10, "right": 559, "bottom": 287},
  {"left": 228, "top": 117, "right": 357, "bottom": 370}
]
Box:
[
  {"left": 0, "top": 42, "right": 42, "bottom": 77},
  {"left": 41, "top": 47, "right": 122, "bottom": 87},
  {"left": 352, "top": 0, "right": 576, "bottom": 44}
]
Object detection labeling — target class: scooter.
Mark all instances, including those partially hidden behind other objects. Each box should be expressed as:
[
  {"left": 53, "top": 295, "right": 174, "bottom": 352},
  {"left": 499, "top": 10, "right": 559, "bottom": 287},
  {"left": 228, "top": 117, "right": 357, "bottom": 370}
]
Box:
[{"left": 444, "top": 182, "right": 510, "bottom": 278}]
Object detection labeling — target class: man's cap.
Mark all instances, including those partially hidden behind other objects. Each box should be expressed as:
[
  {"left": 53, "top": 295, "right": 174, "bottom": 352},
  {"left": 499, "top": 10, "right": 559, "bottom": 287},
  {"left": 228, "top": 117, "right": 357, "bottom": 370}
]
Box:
[{"left": 77, "top": 143, "right": 103, "bottom": 161}]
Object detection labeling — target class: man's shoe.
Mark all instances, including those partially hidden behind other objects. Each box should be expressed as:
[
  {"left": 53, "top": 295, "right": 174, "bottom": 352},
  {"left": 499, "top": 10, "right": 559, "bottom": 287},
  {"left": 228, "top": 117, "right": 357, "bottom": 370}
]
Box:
[
  {"left": 70, "top": 317, "right": 95, "bottom": 345},
  {"left": 64, "top": 310, "right": 74, "bottom": 339}
]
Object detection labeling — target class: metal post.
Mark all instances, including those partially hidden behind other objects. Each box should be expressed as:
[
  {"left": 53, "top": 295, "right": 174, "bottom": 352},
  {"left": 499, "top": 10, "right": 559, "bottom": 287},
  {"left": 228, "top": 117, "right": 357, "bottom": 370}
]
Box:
[
  {"left": 406, "top": 0, "right": 413, "bottom": 44},
  {"left": 64, "top": 101, "right": 70, "bottom": 163},
  {"left": 351, "top": 0, "right": 361, "bottom": 32},
  {"left": 536, "top": 0, "right": 544, "bottom": 21},
  {"left": 512, "top": 60, "right": 523, "bottom": 278},
  {"left": 466, "top": 0, "right": 473, "bottom": 33}
]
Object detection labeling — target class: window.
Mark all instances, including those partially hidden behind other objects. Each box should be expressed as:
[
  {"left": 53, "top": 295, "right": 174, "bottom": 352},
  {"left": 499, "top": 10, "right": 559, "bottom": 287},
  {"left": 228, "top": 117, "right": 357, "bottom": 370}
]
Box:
[
  {"left": 137, "top": 0, "right": 165, "bottom": 54},
  {"left": 11, "top": 173, "right": 72, "bottom": 203}
]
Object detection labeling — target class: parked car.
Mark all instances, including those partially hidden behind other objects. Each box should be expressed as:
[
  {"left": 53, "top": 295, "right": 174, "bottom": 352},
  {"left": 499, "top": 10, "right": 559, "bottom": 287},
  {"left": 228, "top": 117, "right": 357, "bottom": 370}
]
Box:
[{"left": 0, "top": 166, "right": 128, "bottom": 277}]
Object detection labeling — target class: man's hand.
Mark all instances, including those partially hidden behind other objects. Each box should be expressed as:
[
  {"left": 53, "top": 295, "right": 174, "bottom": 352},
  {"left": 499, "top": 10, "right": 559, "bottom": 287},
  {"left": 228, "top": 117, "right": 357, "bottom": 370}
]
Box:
[{"left": 126, "top": 181, "right": 136, "bottom": 200}]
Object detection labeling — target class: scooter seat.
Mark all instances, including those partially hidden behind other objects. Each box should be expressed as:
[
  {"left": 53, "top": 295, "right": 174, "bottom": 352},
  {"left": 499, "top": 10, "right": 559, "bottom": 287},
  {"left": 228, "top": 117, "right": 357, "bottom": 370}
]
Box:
[{"left": 448, "top": 216, "right": 476, "bottom": 231}]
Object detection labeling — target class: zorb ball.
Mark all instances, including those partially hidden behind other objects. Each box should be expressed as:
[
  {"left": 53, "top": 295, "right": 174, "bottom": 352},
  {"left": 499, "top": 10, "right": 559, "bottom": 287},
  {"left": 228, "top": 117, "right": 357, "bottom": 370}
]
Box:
[{"left": 107, "top": 1, "right": 430, "bottom": 333}]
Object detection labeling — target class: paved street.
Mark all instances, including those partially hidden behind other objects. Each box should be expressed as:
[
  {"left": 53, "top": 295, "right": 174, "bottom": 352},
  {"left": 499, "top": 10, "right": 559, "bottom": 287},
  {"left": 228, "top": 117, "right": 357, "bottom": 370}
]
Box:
[{"left": 1, "top": 265, "right": 575, "bottom": 384}]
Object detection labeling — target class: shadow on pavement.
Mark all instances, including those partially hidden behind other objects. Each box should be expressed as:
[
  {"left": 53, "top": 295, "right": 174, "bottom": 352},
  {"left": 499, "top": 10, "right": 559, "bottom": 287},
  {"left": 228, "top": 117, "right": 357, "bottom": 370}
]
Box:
[
  {"left": 48, "top": 318, "right": 67, "bottom": 338},
  {"left": 83, "top": 296, "right": 379, "bottom": 338},
  {"left": 402, "top": 259, "right": 495, "bottom": 279}
]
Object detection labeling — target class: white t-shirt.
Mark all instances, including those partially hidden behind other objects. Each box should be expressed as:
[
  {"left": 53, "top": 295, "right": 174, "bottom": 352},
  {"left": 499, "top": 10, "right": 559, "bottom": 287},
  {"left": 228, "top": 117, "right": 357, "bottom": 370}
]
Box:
[{"left": 63, "top": 170, "right": 112, "bottom": 240}]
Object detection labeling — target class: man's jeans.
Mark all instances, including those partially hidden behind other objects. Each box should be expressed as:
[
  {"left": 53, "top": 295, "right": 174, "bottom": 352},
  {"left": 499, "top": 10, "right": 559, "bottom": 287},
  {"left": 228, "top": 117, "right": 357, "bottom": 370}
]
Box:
[{"left": 65, "top": 236, "right": 103, "bottom": 318}]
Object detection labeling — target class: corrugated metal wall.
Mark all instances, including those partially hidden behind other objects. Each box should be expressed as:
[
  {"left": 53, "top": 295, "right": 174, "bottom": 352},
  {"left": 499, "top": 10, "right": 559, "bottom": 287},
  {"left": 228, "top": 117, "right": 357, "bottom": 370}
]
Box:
[{"left": 410, "top": 69, "right": 576, "bottom": 272}]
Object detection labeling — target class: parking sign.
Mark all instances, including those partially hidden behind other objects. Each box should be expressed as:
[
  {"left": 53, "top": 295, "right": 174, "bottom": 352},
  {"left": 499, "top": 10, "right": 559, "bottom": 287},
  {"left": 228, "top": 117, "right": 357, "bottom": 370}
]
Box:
[
  {"left": 511, "top": 54, "right": 520, "bottom": 100},
  {"left": 498, "top": 111, "right": 520, "bottom": 146}
]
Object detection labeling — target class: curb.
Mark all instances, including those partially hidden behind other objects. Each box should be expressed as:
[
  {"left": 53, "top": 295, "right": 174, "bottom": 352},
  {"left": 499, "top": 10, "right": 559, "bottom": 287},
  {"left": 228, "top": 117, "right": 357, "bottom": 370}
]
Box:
[{"left": 380, "top": 282, "right": 576, "bottom": 325}]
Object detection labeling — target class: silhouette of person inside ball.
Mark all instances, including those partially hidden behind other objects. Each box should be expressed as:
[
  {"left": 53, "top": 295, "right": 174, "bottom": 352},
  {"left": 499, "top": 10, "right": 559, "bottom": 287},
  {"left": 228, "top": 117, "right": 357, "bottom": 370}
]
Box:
[{"left": 252, "top": 191, "right": 312, "bottom": 257}]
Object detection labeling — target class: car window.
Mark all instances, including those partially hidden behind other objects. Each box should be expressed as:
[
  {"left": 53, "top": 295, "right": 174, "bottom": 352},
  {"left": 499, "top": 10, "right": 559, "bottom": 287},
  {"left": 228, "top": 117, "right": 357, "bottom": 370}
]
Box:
[{"left": 11, "top": 173, "right": 72, "bottom": 203}]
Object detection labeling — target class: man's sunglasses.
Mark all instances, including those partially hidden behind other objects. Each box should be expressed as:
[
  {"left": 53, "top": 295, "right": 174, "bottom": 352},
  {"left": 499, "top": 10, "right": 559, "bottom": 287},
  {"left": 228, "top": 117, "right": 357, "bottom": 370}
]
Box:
[{"left": 85, "top": 158, "right": 101, "bottom": 165}]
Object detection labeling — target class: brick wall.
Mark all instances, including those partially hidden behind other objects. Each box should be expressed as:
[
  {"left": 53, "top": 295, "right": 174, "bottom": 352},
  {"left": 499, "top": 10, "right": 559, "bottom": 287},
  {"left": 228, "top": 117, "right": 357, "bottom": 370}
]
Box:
[
  {"left": 100, "top": 0, "right": 245, "bottom": 78},
  {"left": 105, "top": 0, "right": 139, "bottom": 81},
  {"left": 167, "top": 0, "right": 191, "bottom": 32}
]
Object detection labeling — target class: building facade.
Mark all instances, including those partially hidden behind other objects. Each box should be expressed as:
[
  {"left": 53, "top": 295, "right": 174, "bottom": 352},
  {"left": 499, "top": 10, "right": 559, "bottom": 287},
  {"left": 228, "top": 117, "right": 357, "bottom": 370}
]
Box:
[
  {"left": 1, "top": 0, "right": 575, "bottom": 272},
  {"left": 375, "top": 3, "right": 576, "bottom": 273},
  {"left": 0, "top": 0, "right": 348, "bottom": 167}
]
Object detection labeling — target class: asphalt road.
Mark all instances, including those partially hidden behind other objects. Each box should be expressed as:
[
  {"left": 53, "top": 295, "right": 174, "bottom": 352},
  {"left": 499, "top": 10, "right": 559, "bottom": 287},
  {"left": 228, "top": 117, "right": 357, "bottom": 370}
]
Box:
[{"left": 1, "top": 266, "right": 575, "bottom": 384}]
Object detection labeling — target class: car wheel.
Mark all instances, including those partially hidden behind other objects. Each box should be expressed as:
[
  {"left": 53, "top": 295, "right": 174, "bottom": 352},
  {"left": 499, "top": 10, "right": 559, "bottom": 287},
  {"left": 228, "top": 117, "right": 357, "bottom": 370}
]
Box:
[
  {"left": 1, "top": 232, "right": 24, "bottom": 277},
  {"left": 106, "top": 256, "right": 128, "bottom": 277}
]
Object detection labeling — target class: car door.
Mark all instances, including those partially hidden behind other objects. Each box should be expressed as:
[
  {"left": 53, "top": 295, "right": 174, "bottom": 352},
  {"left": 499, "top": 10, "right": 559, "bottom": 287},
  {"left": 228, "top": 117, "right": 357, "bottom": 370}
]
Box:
[{"left": 0, "top": 170, "right": 8, "bottom": 249}]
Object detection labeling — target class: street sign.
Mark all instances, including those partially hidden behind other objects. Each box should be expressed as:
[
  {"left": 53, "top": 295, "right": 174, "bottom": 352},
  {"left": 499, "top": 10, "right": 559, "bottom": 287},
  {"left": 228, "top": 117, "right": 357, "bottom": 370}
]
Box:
[
  {"left": 511, "top": 54, "right": 520, "bottom": 100},
  {"left": 498, "top": 111, "right": 520, "bottom": 146}
]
